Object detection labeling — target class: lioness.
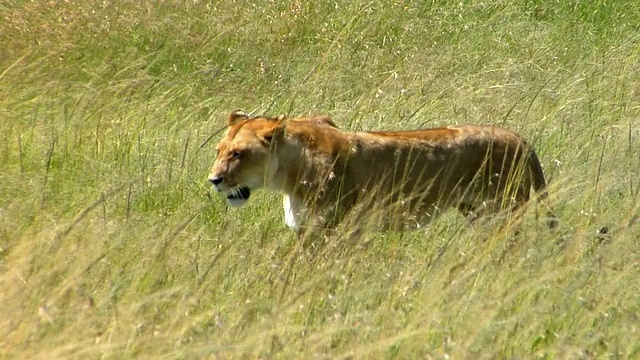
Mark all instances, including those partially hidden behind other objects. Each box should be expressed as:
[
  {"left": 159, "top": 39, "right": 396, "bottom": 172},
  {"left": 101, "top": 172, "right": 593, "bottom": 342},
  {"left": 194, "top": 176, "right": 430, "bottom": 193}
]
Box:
[{"left": 208, "top": 110, "right": 557, "bottom": 233}]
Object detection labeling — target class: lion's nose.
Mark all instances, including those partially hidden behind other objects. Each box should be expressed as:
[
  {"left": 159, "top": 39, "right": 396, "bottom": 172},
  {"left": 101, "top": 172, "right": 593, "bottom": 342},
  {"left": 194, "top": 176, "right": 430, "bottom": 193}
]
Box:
[{"left": 209, "top": 176, "right": 223, "bottom": 186}]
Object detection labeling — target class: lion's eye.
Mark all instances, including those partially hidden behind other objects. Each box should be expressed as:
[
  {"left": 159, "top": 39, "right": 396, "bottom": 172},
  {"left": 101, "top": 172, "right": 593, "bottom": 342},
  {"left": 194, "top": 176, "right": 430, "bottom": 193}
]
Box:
[{"left": 231, "top": 150, "right": 244, "bottom": 159}]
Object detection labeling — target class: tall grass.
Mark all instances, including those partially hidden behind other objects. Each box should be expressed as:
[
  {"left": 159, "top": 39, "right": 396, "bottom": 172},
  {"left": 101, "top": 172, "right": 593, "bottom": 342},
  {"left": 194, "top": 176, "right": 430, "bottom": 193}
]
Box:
[{"left": 1, "top": 0, "right": 639, "bottom": 358}]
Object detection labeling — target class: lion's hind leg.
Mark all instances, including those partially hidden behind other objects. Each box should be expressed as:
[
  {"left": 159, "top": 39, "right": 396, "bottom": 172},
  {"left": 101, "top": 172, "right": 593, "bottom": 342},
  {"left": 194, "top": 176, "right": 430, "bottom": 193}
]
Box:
[
  {"left": 457, "top": 202, "right": 482, "bottom": 224},
  {"left": 456, "top": 194, "right": 526, "bottom": 229}
]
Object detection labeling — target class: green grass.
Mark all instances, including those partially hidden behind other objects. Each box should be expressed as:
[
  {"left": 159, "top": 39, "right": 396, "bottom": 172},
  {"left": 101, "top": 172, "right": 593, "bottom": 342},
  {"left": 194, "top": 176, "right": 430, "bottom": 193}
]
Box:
[{"left": 1, "top": 0, "right": 640, "bottom": 358}]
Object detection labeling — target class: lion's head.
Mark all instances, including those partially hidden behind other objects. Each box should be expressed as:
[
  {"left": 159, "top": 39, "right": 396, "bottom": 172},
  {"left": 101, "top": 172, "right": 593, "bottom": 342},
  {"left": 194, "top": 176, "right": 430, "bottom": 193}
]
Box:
[{"left": 208, "top": 111, "right": 285, "bottom": 207}]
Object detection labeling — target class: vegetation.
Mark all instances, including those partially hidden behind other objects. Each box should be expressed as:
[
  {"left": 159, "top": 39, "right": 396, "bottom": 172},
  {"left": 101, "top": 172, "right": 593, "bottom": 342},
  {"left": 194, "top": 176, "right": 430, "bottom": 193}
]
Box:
[{"left": 1, "top": 0, "right": 639, "bottom": 358}]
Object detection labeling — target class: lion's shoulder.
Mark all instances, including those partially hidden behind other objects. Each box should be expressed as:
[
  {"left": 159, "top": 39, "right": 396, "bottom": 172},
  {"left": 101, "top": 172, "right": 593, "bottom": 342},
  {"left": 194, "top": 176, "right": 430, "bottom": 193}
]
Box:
[
  {"left": 284, "top": 117, "right": 351, "bottom": 156},
  {"left": 289, "top": 115, "right": 338, "bottom": 128}
]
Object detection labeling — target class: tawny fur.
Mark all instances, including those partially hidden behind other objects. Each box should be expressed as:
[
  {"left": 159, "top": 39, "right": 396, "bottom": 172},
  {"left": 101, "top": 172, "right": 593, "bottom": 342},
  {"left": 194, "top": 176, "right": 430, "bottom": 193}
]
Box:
[{"left": 209, "top": 111, "right": 556, "bottom": 232}]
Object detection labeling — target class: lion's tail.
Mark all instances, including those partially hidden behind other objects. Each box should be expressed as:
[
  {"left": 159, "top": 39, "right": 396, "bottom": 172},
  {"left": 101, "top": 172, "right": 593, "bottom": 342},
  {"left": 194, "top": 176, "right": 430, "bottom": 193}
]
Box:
[
  {"left": 527, "top": 149, "right": 547, "bottom": 198},
  {"left": 527, "top": 147, "right": 558, "bottom": 229}
]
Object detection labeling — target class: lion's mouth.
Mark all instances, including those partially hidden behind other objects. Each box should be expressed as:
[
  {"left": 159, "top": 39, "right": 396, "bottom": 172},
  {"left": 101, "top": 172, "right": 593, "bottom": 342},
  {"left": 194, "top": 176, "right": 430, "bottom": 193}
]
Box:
[{"left": 225, "top": 186, "right": 251, "bottom": 207}]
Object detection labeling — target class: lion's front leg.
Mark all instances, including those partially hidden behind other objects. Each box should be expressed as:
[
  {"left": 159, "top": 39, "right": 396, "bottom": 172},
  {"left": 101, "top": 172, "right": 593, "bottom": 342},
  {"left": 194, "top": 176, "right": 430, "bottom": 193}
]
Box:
[
  {"left": 282, "top": 193, "right": 327, "bottom": 243},
  {"left": 283, "top": 194, "right": 303, "bottom": 230}
]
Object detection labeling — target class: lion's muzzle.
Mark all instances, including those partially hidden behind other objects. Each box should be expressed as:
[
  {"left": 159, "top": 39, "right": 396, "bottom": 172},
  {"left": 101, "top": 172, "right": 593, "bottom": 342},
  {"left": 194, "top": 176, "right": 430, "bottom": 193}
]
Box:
[
  {"left": 209, "top": 176, "right": 224, "bottom": 187},
  {"left": 208, "top": 175, "right": 252, "bottom": 207},
  {"left": 224, "top": 186, "right": 251, "bottom": 207}
]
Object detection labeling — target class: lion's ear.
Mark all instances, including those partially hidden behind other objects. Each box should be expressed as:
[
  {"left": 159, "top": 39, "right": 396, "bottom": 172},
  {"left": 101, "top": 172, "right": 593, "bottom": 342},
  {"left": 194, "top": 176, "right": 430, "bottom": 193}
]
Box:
[{"left": 228, "top": 110, "right": 249, "bottom": 125}]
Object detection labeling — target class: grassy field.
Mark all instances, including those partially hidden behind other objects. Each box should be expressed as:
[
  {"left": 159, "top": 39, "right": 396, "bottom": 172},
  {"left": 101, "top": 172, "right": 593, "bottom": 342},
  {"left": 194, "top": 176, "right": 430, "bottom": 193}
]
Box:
[{"left": 1, "top": 0, "right": 639, "bottom": 358}]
